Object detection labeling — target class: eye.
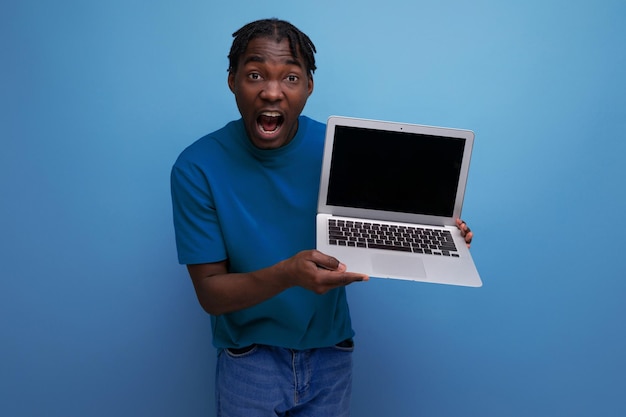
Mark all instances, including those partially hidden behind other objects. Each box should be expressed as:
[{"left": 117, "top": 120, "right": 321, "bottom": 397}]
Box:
[
  {"left": 248, "top": 73, "right": 262, "bottom": 81},
  {"left": 286, "top": 74, "right": 299, "bottom": 83}
]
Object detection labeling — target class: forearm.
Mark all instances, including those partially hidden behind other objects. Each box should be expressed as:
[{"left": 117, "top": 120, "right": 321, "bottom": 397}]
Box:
[
  {"left": 187, "top": 250, "right": 367, "bottom": 316},
  {"left": 188, "top": 262, "right": 292, "bottom": 316}
]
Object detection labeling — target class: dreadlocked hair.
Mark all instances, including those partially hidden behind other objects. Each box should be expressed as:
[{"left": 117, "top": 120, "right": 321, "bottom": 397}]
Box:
[{"left": 227, "top": 18, "right": 317, "bottom": 76}]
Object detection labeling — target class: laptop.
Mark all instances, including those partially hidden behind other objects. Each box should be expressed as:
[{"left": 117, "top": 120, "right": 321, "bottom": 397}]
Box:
[{"left": 316, "top": 116, "right": 482, "bottom": 287}]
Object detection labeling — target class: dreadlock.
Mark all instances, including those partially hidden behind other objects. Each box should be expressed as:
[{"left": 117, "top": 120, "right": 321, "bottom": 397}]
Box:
[{"left": 227, "top": 18, "right": 317, "bottom": 76}]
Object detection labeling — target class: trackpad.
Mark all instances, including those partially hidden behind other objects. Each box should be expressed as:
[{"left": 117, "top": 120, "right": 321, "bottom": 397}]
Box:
[{"left": 371, "top": 253, "right": 427, "bottom": 279}]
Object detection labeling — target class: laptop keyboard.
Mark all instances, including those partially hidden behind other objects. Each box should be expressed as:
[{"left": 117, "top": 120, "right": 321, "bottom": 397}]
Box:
[{"left": 327, "top": 219, "right": 460, "bottom": 257}]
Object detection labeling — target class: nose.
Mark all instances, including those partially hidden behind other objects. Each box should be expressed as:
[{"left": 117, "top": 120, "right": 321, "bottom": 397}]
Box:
[{"left": 260, "top": 80, "right": 283, "bottom": 101}]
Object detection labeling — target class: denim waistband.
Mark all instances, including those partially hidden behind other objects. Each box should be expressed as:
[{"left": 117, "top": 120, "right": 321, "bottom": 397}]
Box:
[{"left": 226, "top": 338, "right": 353, "bottom": 355}]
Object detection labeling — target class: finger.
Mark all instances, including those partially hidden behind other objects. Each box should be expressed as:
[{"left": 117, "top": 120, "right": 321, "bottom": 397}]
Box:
[
  {"left": 317, "top": 267, "right": 369, "bottom": 284},
  {"left": 311, "top": 251, "right": 341, "bottom": 271},
  {"left": 457, "top": 219, "right": 471, "bottom": 234},
  {"left": 304, "top": 269, "right": 367, "bottom": 295},
  {"left": 342, "top": 271, "right": 369, "bottom": 283},
  {"left": 328, "top": 271, "right": 369, "bottom": 287},
  {"left": 312, "top": 254, "right": 346, "bottom": 272}
]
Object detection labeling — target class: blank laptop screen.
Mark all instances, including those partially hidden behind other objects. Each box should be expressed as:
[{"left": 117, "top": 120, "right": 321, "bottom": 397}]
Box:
[{"left": 326, "top": 125, "right": 465, "bottom": 217}]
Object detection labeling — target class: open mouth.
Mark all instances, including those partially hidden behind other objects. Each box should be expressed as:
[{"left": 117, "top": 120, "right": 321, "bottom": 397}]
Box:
[{"left": 257, "top": 112, "right": 284, "bottom": 134}]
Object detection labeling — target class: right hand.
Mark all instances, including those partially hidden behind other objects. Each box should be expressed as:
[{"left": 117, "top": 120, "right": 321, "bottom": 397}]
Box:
[{"left": 278, "top": 249, "right": 369, "bottom": 294}]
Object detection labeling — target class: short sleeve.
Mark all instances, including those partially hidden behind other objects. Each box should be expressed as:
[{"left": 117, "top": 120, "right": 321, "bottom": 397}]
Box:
[{"left": 170, "top": 157, "right": 227, "bottom": 265}]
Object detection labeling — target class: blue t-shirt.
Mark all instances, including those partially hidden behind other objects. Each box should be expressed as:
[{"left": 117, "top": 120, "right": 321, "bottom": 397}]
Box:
[{"left": 171, "top": 116, "right": 354, "bottom": 349}]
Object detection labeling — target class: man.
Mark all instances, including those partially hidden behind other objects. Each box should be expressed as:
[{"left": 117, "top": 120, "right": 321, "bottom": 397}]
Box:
[{"left": 171, "top": 18, "right": 473, "bottom": 417}]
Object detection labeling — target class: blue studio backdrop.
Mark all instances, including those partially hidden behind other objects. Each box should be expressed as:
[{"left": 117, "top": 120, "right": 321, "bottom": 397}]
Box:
[{"left": 2, "top": 1, "right": 625, "bottom": 416}]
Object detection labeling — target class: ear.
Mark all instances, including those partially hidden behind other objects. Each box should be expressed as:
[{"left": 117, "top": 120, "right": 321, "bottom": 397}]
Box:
[
  {"left": 307, "top": 75, "right": 314, "bottom": 97},
  {"left": 228, "top": 72, "right": 236, "bottom": 94}
]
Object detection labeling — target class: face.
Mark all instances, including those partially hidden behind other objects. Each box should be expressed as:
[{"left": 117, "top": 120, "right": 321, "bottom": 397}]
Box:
[{"left": 228, "top": 37, "right": 314, "bottom": 149}]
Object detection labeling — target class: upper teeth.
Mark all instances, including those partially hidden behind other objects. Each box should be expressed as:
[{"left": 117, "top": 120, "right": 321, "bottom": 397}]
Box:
[{"left": 261, "top": 111, "right": 281, "bottom": 117}]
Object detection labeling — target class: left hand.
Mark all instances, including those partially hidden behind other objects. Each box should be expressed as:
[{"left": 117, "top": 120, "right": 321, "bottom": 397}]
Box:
[{"left": 456, "top": 218, "right": 473, "bottom": 248}]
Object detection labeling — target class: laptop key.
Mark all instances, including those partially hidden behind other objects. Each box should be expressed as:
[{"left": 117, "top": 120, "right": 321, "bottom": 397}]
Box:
[{"left": 368, "top": 243, "right": 412, "bottom": 252}]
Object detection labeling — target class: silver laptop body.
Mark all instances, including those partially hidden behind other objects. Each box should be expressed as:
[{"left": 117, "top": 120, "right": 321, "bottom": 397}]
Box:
[{"left": 316, "top": 116, "right": 482, "bottom": 287}]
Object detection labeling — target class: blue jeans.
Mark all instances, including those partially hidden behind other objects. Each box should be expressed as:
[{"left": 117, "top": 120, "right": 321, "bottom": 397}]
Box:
[{"left": 215, "top": 341, "right": 354, "bottom": 417}]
